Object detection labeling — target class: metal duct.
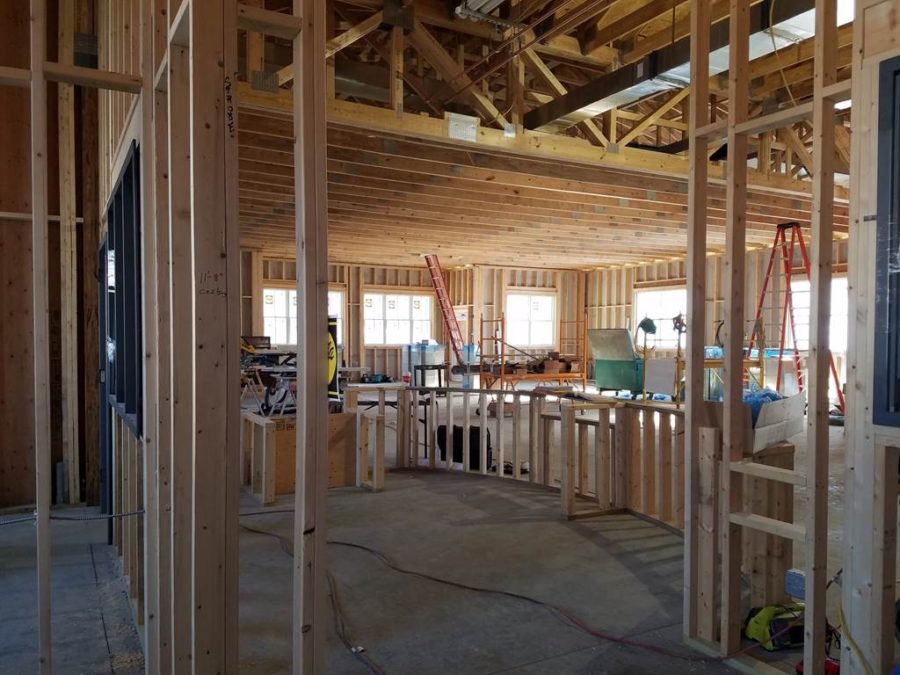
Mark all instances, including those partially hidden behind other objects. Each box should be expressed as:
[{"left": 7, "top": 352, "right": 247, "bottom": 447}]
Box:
[{"left": 523, "top": 0, "right": 824, "bottom": 134}]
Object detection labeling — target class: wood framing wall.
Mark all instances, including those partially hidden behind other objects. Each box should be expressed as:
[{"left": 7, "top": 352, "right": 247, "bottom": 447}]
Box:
[
  {"left": 240, "top": 245, "right": 852, "bottom": 385},
  {"left": 241, "top": 254, "right": 587, "bottom": 379},
  {"left": 0, "top": 0, "right": 99, "bottom": 507},
  {"left": 586, "top": 239, "right": 850, "bottom": 347},
  {"left": 843, "top": 1, "right": 900, "bottom": 673},
  {"left": 96, "top": 0, "right": 139, "bottom": 201}
]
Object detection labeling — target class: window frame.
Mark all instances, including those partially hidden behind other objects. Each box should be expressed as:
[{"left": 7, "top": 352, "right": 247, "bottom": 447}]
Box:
[
  {"left": 632, "top": 285, "right": 689, "bottom": 350},
  {"left": 504, "top": 290, "right": 558, "bottom": 350},
  {"left": 362, "top": 289, "right": 435, "bottom": 347},
  {"left": 103, "top": 141, "right": 143, "bottom": 436},
  {"left": 327, "top": 286, "right": 346, "bottom": 347},
  {"left": 261, "top": 286, "right": 296, "bottom": 346},
  {"left": 786, "top": 275, "right": 849, "bottom": 354}
]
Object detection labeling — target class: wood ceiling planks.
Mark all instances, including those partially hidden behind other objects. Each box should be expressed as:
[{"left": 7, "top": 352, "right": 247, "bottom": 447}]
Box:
[{"left": 236, "top": 104, "right": 848, "bottom": 269}]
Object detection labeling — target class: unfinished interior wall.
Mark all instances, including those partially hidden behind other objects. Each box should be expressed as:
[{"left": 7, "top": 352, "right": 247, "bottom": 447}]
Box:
[
  {"left": 240, "top": 255, "right": 587, "bottom": 378},
  {"left": 0, "top": 2, "right": 64, "bottom": 508},
  {"left": 843, "top": 2, "right": 900, "bottom": 671},
  {"left": 448, "top": 266, "right": 584, "bottom": 352},
  {"left": 96, "top": 0, "right": 139, "bottom": 201},
  {"left": 586, "top": 239, "right": 849, "bottom": 350}
]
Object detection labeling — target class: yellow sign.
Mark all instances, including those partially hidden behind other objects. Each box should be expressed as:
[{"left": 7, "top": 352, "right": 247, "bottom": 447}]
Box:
[{"left": 328, "top": 317, "right": 338, "bottom": 397}]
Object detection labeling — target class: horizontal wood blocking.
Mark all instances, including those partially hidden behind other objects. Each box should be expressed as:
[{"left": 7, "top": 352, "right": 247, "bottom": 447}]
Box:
[
  {"left": 0, "top": 63, "right": 142, "bottom": 93},
  {"left": 729, "top": 512, "right": 805, "bottom": 542},
  {"left": 729, "top": 460, "right": 806, "bottom": 486}
]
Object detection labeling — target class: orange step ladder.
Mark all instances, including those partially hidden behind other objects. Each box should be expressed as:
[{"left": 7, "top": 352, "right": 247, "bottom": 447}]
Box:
[
  {"left": 747, "top": 222, "right": 845, "bottom": 413},
  {"left": 424, "top": 254, "right": 464, "bottom": 366}
]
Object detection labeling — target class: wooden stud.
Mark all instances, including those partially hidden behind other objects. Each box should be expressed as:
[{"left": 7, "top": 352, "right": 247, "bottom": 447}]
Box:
[
  {"left": 641, "top": 410, "right": 656, "bottom": 515},
  {"left": 803, "top": 1, "right": 837, "bottom": 670},
  {"left": 30, "top": 0, "right": 53, "bottom": 670},
  {"left": 411, "top": 388, "right": 420, "bottom": 464},
  {"left": 684, "top": 0, "right": 710, "bottom": 640},
  {"left": 140, "top": 0, "right": 162, "bottom": 666},
  {"left": 187, "top": 0, "right": 241, "bottom": 667},
  {"left": 512, "top": 395, "right": 522, "bottom": 479},
  {"left": 58, "top": 0, "right": 80, "bottom": 505},
  {"left": 613, "top": 408, "right": 627, "bottom": 508},
  {"left": 462, "top": 391, "right": 471, "bottom": 472},
  {"left": 720, "top": 0, "right": 750, "bottom": 655},
  {"left": 446, "top": 392, "right": 454, "bottom": 470},
  {"left": 428, "top": 392, "right": 437, "bottom": 468},
  {"left": 595, "top": 408, "right": 610, "bottom": 508},
  {"left": 390, "top": 26, "right": 403, "bottom": 118},
  {"left": 560, "top": 403, "right": 576, "bottom": 517},
  {"left": 479, "top": 391, "right": 488, "bottom": 475},
  {"left": 373, "top": 414, "right": 385, "bottom": 491},
  {"left": 658, "top": 412, "right": 673, "bottom": 524},
  {"left": 697, "top": 427, "right": 720, "bottom": 642},
  {"left": 292, "top": 0, "right": 330, "bottom": 668},
  {"left": 495, "top": 393, "right": 504, "bottom": 476},
  {"left": 578, "top": 422, "right": 589, "bottom": 494},
  {"left": 167, "top": 41, "right": 193, "bottom": 671}
]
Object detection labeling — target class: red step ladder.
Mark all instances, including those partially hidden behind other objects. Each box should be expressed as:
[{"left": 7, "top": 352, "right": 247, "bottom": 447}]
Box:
[
  {"left": 747, "top": 222, "right": 845, "bottom": 413},
  {"left": 424, "top": 254, "right": 464, "bottom": 366}
]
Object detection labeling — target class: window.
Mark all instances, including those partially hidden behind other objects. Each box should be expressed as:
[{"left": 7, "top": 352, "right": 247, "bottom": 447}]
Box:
[
  {"left": 788, "top": 277, "right": 849, "bottom": 353},
  {"left": 363, "top": 292, "right": 433, "bottom": 345},
  {"left": 263, "top": 287, "right": 296, "bottom": 345},
  {"left": 328, "top": 289, "right": 344, "bottom": 346},
  {"left": 505, "top": 293, "right": 556, "bottom": 348},
  {"left": 103, "top": 142, "right": 143, "bottom": 433},
  {"left": 262, "top": 288, "right": 345, "bottom": 346},
  {"left": 875, "top": 55, "right": 900, "bottom": 425},
  {"left": 633, "top": 287, "right": 688, "bottom": 349}
]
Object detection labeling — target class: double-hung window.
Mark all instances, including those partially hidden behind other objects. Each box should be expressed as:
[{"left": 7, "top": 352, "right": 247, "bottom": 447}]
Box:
[
  {"left": 364, "top": 292, "right": 433, "bottom": 345},
  {"left": 505, "top": 292, "right": 556, "bottom": 348}
]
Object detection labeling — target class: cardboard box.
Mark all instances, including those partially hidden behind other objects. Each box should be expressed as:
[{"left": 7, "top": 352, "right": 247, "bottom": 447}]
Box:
[
  {"left": 707, "top": 391, "right": 806, "bottom": 454},
  {"left": 751, "top": 392, "right": 806, "bottom": 453}
]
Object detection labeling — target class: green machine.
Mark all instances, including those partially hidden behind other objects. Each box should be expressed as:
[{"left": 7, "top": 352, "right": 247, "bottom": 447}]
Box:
[{"left": 588, "top": 328, "right": 644, "bottom": 393}]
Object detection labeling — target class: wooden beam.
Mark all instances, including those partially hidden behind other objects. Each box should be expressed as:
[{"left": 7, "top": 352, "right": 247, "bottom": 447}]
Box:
[
  {"left": 237, "top": 1, "right": 302, "bottom": 39},
  {"left": 684, "top": 0, "right": 710, "bottom": 642},
  {"left": 520, "top": 48, "right": 608, "bottom": 146},
  {"left": 44, "top": 61, "right": 143, "bottom": 93},
  {"left": 0, "top": 65, "right": 31, "bottom": 86},
  {"left": 58, "top": 0, "right": 79, "bottom": 504},
  {"left": 293, "top": 0, "right": 329, "bottom": 671},
  {"left": 581, "top": 0, "right": 680, "bottom": 57},
  {"left": 406, "top": 20, "right": 509, "bottom": 128},
  {"left": 508, "top": 51, "right": 525, "bottom": 134},
  {"left": 833, "top": 124, "right": 850, "bottom": 172},
  {"left": 389, "top": 25, "right": 404, "bottom": 117},
  {"left": 77, "top": 0, "right": 101, "bottom": 508},
  {"left": 328, "top": 10, "right": 383, "bottom": 57},
  {"left": 779, "top": 125, "right": 814, "bottom": 176},
  {"left": 720, "top": 0, "right": 749, "bottom": 656},
  {"left": 624, "top": 0, "right": 758, "bottom": 64},
  {"left": 244, "top": 0, "right": 265, "bottom": 78},
  {"left": 803, "top": 1, "right": 836, "bottom": 671},
  {"left": 0, "top": 62, "right": 143, "bottom": 92},
  {"left": 188, "top": 0, "right": 241, "bottom": 670},
  {"left": 167, "top": 42, "right": 194, "bottom": 671},
  {"left": 277, "top": 10, "right": 383, "bottom": 86},
  {"left": 30, "top": 0, "right": 53, "bottom": 670},
  {"left": 139, "top": 0, "right": 164, "bottom": 670},
  {"left": 617, "top": 86, "right": 690, "bottom": 147}
]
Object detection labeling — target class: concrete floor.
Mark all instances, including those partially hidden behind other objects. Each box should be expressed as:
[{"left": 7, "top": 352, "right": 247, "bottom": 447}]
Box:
[
  {"left": 240, "top": 471, "right": 735, "bottom": 674},
  {"left": 0, "top": 509, "right": 144, "bottom": 674},
  {"left": 0, "top": 408, "right": 854, "bottom": 675}
]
